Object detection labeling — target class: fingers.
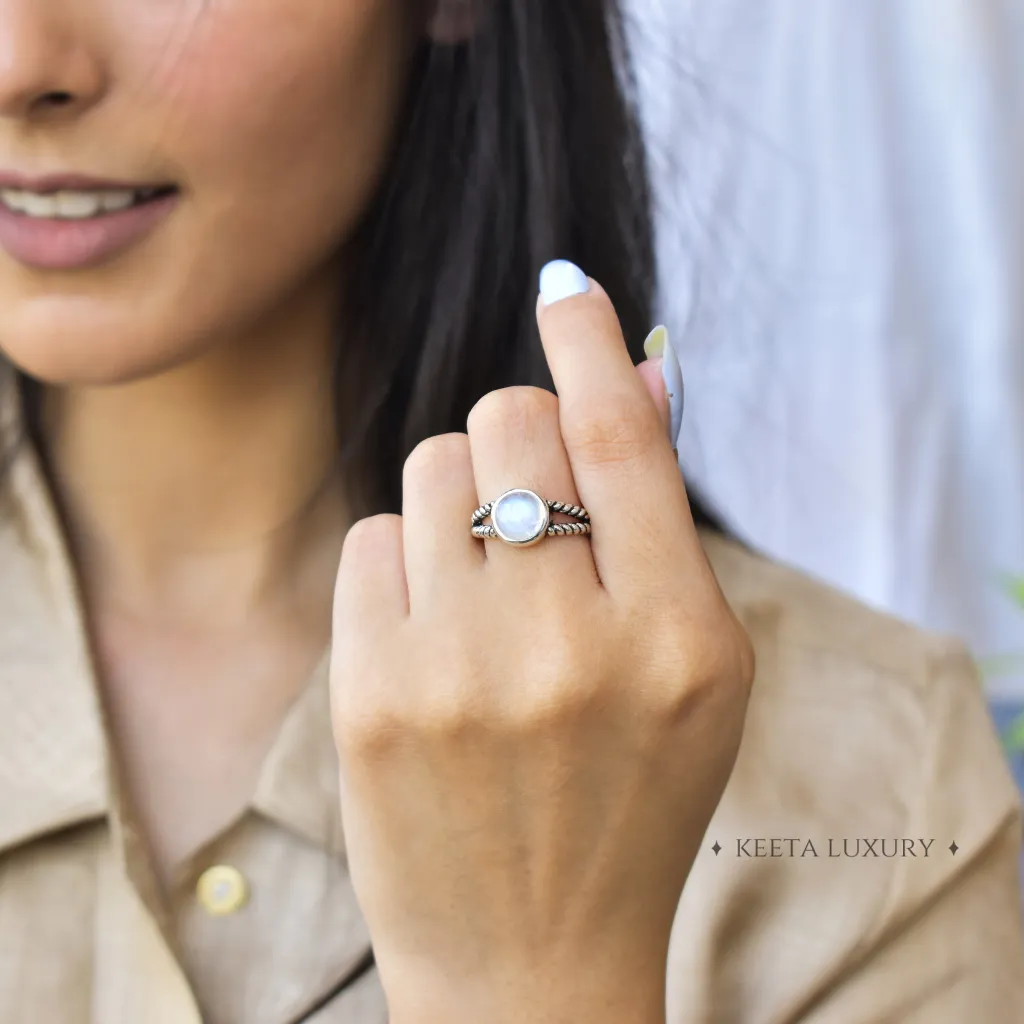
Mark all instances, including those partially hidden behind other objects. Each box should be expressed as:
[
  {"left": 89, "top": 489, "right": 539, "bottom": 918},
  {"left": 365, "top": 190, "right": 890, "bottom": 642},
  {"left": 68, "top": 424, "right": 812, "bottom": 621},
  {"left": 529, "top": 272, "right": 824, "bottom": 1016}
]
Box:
[
  {"left": 334, "top": 513, "right": 409, "bottom": 639},
  {"left": 635, "top": 357, "right": 670, "bottom": 437},
  {"left": 535, "top": 262, "right": 701, "bottom": 592},
  {"left": 466, "top": 385, "right": 599, "bottom": 587},
  {"left": 338, "top": 260, "right": 702, "bottom": 627},
  {"left": 400, "top": 432, "right": 484, "bottom": 610}
]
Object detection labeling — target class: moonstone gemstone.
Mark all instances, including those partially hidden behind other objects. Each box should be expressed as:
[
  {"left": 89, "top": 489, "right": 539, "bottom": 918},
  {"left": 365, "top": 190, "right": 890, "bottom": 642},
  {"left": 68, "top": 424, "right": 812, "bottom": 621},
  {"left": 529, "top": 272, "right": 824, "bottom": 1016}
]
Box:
[{"left": 492, "top": 489, "right": 549, "bottom": 544}]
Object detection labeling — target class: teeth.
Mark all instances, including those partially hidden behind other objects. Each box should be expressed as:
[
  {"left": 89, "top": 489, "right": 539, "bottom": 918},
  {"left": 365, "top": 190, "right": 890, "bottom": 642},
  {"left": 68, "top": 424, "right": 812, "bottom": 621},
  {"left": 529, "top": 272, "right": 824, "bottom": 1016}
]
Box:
[
  {"left": 56, "top": 192, "right": 102, "bottom": 218},
  {"left": 99, "top": 190, "right": 137, "bottom": 212},
  {"left": 20, "top": 192, "right": 60, "bottom": 218},
  {"left": 0, "top": 187, "right": 153, "bottom": 219},
  {"left": 0, "top": 190, "right": 28, "bottom": 213}
]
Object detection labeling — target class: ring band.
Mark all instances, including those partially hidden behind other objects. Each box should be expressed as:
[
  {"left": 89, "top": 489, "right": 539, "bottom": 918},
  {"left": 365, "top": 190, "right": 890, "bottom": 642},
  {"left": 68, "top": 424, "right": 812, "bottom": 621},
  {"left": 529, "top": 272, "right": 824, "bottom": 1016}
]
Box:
[{"left": 471, "top": 488, "right": 591, "bottom": 548}]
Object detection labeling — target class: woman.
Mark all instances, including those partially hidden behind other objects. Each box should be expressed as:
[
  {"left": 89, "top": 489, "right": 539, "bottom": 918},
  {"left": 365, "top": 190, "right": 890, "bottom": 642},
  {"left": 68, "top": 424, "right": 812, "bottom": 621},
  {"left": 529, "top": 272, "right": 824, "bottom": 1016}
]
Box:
[{"left": 0, "top": 1, "right": 1018, "bottom": 1021}]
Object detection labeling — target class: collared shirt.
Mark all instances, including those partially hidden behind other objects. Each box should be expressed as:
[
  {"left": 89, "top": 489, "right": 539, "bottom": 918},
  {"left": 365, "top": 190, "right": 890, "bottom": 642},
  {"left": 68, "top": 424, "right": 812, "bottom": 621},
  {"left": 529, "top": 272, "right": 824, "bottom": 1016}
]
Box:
[{"left": 0, "top": 368, "right": 1022, "bottom": 1023}]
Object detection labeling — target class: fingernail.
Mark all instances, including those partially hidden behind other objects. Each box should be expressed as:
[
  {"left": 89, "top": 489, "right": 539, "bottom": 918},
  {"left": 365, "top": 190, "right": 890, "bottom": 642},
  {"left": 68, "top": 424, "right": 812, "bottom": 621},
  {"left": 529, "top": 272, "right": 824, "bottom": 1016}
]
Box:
[
  {"left": 643, "top": 325, "right": 668, "bottom": 360},
  {"left": 644, "top": 326, "right": 684, "bottom": 444},
  {"left": 539, "top": 260, "right": 590, "bottom": 306}
]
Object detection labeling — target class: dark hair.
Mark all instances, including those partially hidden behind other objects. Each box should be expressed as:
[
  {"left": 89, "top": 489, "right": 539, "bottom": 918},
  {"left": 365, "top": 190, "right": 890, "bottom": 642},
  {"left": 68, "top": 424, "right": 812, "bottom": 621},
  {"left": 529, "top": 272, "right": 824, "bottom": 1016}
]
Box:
[
  {"left": 6, "top": 0, "right": 720, "bottom": 529},
  {"left": 337, "top": 0, "right": 719, "bottom": 527}
]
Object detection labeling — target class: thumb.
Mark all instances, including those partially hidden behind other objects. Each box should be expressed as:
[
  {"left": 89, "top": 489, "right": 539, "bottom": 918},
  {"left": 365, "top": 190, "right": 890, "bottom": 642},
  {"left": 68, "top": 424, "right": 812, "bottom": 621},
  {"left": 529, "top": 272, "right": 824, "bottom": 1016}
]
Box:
[
  {"left": 636, "top": 356, "right": 670, "bottom": 435},
  {"left": 636, "top": 326, "right": 684, "bottom": 447}
]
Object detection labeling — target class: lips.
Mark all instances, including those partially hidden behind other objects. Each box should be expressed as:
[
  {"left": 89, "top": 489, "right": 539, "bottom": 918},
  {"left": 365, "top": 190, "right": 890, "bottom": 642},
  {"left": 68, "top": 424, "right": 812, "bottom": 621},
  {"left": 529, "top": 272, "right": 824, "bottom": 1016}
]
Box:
[
  {"left": 0, "top": 170, "right": 175, "bottom": 193},
  {"left": 0, "top": 171, "right": 180, "bottom": 271},
  {"left": 0, "top": 185, "right": 178, "bottom": 219}
]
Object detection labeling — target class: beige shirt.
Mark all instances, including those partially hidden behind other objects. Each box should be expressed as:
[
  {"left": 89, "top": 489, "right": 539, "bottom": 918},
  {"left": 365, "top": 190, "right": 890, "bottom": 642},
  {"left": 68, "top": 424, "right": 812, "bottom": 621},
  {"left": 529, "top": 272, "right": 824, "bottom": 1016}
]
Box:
[{"left": 0, "top": 380, "right": 1022, "bottom": 1023}]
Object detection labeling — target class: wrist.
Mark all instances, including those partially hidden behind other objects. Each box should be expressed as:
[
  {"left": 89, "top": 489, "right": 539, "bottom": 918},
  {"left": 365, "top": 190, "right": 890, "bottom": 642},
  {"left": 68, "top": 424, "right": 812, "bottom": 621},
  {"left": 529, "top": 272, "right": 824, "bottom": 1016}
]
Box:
[{"left": 384, "top": 961, "right": 667, "bottom": 1024}]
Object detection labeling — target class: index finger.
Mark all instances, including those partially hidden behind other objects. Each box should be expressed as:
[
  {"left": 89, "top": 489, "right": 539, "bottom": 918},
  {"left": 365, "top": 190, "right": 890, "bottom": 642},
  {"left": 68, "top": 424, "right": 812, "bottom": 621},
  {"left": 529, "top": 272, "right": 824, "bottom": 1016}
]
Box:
[{"left": 535, "top": 260, "right": 702, "bottom": 591}]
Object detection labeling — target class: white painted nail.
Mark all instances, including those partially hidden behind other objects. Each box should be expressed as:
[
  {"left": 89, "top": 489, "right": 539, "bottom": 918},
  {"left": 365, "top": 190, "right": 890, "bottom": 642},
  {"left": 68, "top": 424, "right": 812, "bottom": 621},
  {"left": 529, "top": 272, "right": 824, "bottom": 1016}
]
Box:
[{"left": 539, "top": 260, "right": 590, "bottom": 306}]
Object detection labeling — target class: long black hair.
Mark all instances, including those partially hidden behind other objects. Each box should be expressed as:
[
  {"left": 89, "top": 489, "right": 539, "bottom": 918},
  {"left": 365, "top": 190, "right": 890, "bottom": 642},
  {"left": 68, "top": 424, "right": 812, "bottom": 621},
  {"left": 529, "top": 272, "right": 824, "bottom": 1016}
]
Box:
[
  {"left": 336, "top": 1, "right": 654, "bottom": 519},
  {"left": 7, "top": 1, "right": 719, "bottom": 528}
]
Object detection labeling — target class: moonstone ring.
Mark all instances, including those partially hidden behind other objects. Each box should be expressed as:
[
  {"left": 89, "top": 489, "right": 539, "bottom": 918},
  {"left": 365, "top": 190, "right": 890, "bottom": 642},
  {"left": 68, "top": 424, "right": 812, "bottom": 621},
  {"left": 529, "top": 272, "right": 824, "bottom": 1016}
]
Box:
[{"left": 471, "top": 488, "right": 591, "bottom": 548}]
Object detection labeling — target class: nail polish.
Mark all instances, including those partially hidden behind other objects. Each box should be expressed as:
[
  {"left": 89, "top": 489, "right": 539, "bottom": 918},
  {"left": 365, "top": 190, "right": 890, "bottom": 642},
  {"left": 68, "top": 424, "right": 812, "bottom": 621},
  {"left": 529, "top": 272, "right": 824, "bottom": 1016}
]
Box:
[
  {"left": 539, "top": 260, "right": 590, "bottom": 306},
  {"left": 643, "top": 325, "right": 684, "bottom": 446},
  {"left": 643, "top": 325, "right": 668, "bottom": 360}
]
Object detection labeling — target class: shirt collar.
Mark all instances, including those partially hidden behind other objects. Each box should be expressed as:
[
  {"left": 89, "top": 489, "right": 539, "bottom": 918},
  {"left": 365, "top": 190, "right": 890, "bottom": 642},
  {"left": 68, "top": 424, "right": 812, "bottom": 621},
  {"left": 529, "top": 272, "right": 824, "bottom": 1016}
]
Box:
[
  {"left": 0, "top": 362, "right": 344, "bottom": 857},
  {"left": 0, "top": 361, "right": 754, "bottom": 864},
  {"left": 0, "top": 363, "right": 110, "bottom": 853},
  {"left": 252, "top": 648, "right": 346, "bottom": 856}
]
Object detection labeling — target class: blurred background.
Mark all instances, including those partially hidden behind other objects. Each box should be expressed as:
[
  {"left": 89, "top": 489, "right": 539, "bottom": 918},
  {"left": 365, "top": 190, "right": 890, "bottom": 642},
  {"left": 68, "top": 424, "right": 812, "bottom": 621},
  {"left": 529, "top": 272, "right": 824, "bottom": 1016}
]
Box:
[{"left": 625, "top": 0, "right": 1024, "bottom": 875}]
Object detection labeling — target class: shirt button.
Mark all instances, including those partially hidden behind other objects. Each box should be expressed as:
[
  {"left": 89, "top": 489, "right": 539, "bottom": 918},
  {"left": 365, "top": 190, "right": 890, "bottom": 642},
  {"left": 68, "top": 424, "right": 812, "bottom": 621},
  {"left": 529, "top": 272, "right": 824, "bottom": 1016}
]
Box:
[{"left": 196, "top": 865, "right": 249, "bottom": 916}]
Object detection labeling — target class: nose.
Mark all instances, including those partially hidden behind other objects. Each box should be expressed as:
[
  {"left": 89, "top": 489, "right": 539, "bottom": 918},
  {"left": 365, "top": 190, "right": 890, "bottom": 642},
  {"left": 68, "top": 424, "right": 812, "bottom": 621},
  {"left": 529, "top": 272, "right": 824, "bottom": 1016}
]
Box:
[{"left": 0, "top": 1, "right": 106, "bottom": 121}]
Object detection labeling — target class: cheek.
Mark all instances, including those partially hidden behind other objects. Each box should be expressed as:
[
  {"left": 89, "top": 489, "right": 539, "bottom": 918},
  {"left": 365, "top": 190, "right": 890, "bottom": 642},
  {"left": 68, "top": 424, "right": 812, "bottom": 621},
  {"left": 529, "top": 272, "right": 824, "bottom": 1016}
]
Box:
[
  {"left": 0, "top": 0, "right": 414, "bottom": 386},
  {"left": 156, "top": 0, "right": 411, "bottom": 238}
]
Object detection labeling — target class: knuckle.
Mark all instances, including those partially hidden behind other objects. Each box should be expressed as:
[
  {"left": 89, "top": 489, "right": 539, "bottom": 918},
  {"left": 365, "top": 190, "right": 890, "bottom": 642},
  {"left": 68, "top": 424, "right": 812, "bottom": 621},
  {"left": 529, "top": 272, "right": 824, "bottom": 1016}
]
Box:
[
  {"left": 688, "top": 635, "right": 739, "bottom": 695},
  {"left": 332, "top": 688, "right": 405, "bottom": 763},
  {"left": 685, "top": 607, "right": 756, "bottom": 693},
  {"left": 731, "top": 617, "right": 758, "bottom": 692},
  {"left": 338, "top": 716, "right": 405, "bottom": 765},
  {"left": 562, "top": 394, "right": 656, "bottom": 466},
  {"left": 341, "top": 513, "right": 402, "bottom": 564},
  {"left": 403, "top": 432, "right": 470, "bottom": 486},
  {"left": 467, "top": 386, "right": 558, "bottom": 441},
  {"left": 641, "top": 605, "right": 752, "bottom": 717},
  {"left": 419, "top": 667, "right": 488, "bottom": 733},
  {"left": 507, "top": 687, "right": 589, "bottom": 735},
  {"left": 418, "top": 696, "right": 489, "bottom": 742},
  {"left": 509, "top": 636, "right": 600, "bottom": 724},
  {"left": 405, "top": 636, "right": 494, "bottom": 737}
]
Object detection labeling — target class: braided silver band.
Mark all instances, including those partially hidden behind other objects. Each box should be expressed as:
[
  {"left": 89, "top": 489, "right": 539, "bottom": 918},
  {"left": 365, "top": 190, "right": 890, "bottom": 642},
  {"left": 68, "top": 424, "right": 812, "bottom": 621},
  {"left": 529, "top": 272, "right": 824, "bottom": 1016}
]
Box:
[{"left": 471, "top": 488, "right": 591, "bottom": 547}]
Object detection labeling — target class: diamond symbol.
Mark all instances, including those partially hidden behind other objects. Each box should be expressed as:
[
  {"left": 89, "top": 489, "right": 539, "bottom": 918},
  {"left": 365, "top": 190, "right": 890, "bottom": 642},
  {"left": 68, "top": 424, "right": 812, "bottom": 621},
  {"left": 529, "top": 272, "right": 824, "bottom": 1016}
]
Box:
[
  {"left": 712, "top": 841, "right": 722, "bottom": 856},
  {"left": 949, "top": 841, "right": 959, "bottom": 856}
]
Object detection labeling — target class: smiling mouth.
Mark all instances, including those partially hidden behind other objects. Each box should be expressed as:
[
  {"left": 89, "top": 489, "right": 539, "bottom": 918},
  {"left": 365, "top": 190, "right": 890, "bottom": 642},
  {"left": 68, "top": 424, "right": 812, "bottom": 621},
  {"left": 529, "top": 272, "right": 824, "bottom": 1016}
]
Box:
[{"left": 0, "top": 185, "right": 179, "bottom": 220}]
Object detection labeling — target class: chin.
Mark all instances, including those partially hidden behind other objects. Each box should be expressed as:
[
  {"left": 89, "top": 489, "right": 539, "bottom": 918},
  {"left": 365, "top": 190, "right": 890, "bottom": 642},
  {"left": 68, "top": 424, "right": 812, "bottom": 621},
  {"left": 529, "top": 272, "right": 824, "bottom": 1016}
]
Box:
[{"left": 0, "top": 304, "right": 210, "bottom": 389}]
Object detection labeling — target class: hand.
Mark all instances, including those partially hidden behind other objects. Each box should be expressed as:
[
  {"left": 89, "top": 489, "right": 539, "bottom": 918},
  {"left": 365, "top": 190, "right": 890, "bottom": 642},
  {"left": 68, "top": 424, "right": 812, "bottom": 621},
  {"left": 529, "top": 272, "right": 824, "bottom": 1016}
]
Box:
[{"left": 330, "top": 266, "right": 755, "bottom": 1024}]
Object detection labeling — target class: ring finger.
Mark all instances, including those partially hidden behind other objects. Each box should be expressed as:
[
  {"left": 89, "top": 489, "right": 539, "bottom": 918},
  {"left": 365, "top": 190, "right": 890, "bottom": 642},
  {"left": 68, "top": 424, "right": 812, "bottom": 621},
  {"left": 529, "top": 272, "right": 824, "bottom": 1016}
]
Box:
[{"left": 466, "top": 385, "right": 599, "bottom": 587}]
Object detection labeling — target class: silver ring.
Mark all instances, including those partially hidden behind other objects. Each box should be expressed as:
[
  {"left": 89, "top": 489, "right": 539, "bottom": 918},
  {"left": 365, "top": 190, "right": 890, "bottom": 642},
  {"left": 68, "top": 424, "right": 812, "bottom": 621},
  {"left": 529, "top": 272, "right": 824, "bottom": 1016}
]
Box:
[{"left": 471, "top": 488, "right": 591, "bottom": 548}]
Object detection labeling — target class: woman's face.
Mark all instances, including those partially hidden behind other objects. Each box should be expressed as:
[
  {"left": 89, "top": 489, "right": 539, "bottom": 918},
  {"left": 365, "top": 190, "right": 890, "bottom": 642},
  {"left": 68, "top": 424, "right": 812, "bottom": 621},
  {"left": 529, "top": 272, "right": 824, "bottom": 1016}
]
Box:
[{"left": 0, "top": 0, "right": 418, "bottom": 384}]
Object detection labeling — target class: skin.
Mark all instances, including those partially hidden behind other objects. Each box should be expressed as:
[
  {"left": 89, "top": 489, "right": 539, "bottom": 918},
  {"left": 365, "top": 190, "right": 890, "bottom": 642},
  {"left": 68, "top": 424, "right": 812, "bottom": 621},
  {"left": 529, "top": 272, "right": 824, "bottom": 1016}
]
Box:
[
  {"left": 335, "top": 287, "right": 754, "bottom": 1024},
  {"left": 0, "top": 1, "right": 755, "bottom": 1021},
  {"left": 0, "top": 0, "right": 418, "bottom": 889}
]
